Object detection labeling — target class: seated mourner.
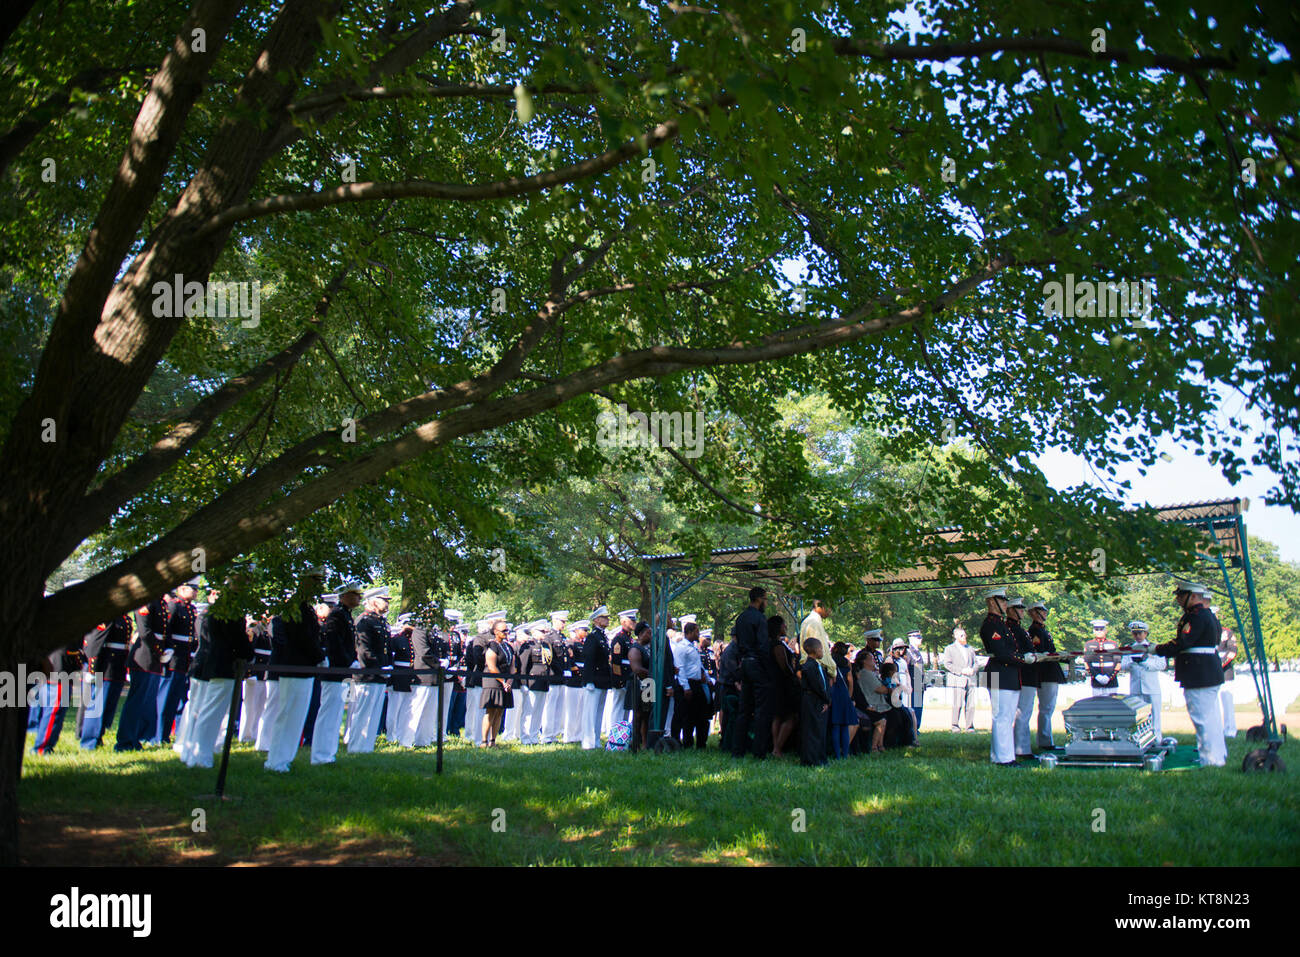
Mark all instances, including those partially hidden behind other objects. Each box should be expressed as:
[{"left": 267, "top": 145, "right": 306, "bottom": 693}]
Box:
[{"left": 852, "top": 651, "right": 915, "bottom": 753}]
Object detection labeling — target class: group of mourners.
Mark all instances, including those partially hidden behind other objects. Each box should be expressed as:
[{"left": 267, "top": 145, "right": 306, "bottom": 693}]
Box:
[
  {"left": 726, "top": 590, "right": 923, "bottom": 765},
  {"left": 31, "top": 568, "right": 1231, "bottom": 772},
  {"left": 26, "top": 575, "right": 926, "bottom": 770}
]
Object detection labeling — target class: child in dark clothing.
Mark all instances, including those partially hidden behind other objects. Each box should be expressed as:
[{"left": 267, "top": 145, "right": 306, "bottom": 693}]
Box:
[{"left": 799, "top": 638, "right": 830, "bottom": 766}]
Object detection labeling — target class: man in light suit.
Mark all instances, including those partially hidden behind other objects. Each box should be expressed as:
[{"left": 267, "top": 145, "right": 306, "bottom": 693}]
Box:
[
  {"left": 941, "top": 627, "right": 977, "bottom": 732},
  {"left": 1122, "top": 620, "right": 1167, "bottom": 741}
]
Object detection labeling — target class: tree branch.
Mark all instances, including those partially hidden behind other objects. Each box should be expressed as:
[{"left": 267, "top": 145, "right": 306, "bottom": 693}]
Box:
[
  {"left": 198, "top": 117, "right": 682, "bottom": 234},
  {"left": 34, "top": 254, "right": 1015, "bottom": 643},
  {"left": 0, "top": 65, "right": 153, "bottom": 176}
]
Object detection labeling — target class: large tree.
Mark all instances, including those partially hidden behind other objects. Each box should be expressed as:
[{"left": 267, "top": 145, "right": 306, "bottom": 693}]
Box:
[{"left": 1, "top": 0, "right": 1295, "bottom": 862}]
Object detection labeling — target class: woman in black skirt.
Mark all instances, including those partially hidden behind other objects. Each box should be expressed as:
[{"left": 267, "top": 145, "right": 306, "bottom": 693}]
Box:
[
  {"left": 768, "top": 616, "right": 799, "bottom": 758},
  {"left": 481, "top": 620, "right": 515, "bottom": 746}
]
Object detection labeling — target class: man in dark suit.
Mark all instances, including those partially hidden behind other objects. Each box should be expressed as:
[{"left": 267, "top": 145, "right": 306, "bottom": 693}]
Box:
[
  {"left": 799, "top": 638, "right": 829, "bottom": 766},
  {"left": 731, "top": 587, "right": 773, "bottom": 758}
]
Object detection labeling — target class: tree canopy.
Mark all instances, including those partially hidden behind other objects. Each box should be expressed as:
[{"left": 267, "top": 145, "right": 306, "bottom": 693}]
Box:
[{"left": 2, "top": 0, "right": 1296, "bottom": 650}]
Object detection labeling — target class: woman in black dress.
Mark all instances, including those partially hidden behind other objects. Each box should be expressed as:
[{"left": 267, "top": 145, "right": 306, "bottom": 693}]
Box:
[
  {"left": 768, "top": 616, "right": 799, "bottom": 758},
  {"left": 481, "top": 620, "right": 515, "bottom": 746},
  {"left": 625, "top": 622, "right": 652, "bottom": 751}
]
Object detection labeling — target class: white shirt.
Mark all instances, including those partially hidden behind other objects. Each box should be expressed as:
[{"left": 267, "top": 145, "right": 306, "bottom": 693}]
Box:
[{"left": 670, "top": 636, "right": 703, "bottom": 683}]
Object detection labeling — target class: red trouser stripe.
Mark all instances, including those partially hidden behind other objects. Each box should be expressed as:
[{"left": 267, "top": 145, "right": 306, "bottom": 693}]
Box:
[{"left": 38, "top": 682, "right": 63, "bottom": 752}]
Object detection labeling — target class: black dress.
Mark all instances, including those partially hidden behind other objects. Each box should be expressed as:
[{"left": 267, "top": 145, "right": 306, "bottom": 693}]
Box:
[
  {"left": 624, "top": 641, "right": 651, "bottom": 713},
  {"left": 771, "top": 641, "right": 799, "bottom": 718},
  {"left": 480, "top": 640, "right": 515, "bottom": 710}
]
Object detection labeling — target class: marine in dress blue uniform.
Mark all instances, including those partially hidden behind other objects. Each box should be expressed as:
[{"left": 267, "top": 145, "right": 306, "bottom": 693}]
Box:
[
  {"left": 1083, "top": 619, "right": 1121, "bottom": 696},
  {"left": 181, "top": 594, "right": 253, "bottom": 768},
  {"left": 238, "top": 616, "right": 273, "bottom": 743},
  {"left": 1155, "top": 581, "right": 1226, "bottom": 766},
  {"left": 154, "top": 581, "right": 199, "bottom": 744},
  {"left": 581, "top": 607, "right": 612, "bottom": 750},
  {"left": 311, "top": 583, "right": 359, "bottom": 763},
  {"left": 1026, "top": 602, "right": 1067, "bottom": 749},
  {"left": 115, "top": 598, "right": 167, "bottom": 751},
  {"left": 978, "top": 587, "right": 1026, "bottom": 765},
  {"left": 263, "top": 579, "right": 327, "bottom": 773},
  {"left": 385, "top": 614, "right": 415, "bottom": 746},
  {"left": 348, "top": 587, "right": 392, "bottom": 753},
  {"left": 79, "top": 614, "right": 132, "bottom": 749},
  {"left": 1005, "top": 598, "right": 1038, "bottom": 758},
  {"left": 30, "top": 638, "right": 85, "bottom": 755}
]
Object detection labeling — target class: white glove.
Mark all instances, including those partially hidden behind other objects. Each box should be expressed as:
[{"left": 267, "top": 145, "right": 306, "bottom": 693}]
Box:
[
  {"left": 963, "top": 667, "right": 975, "bottom": 676},
  {"left": 1022, "top": 652, "right": 1038, "bottom": 664}
]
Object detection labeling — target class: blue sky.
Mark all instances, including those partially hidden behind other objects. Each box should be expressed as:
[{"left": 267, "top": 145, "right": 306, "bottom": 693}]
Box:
[{"left": 1038, "top": 418, "right": 1299, "bottom": 563}]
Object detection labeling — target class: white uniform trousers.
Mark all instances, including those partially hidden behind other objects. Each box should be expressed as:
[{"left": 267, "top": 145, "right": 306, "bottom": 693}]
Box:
[
  {"left": 180, "top": 678, "right": 233, "bottom": 768},
  {"left": 604, "top": 687, "right": 627, "bottom": 736},
  {"left": 520, "top": 688, "right": 547, "bottom": 744},
  {"left": 238, "top": 678, "right": 267, "bottom": 743},
  {"left": 172, "top": 680, "right": 204, "bottom": 755},
  {"left": 563, "top": 686, "right": 584, "bottom": 742},
  {"left": 386, "top": 689, "right": 413, "bottom": 745},
  {"left": 1129, "top": 692, "right": 1162, "bottom": 742},
  {"left": 405, "top": 684, "right": 438, "bottom": 747},
  {"left": 1220, "top": 686, "right": 1236, "bottom": 738},
  {"left": 502, "top": 688, "right": 525, "bottom": 740},
  {"left": 1013, "top": 685, "right": 1037, "bottom": 755},
  {"left": 581, "top": 685, "right": 608, "bottom": 750},
  {"left": 310, "top": 681, "right": 347, "bottom": 764},
  {"left": 989, "top": 688, "right": 1019, "bottom": 764},
  {"left": 343, "top": 682, "right": 358, "bottom": 746},
  {"left": 464, "top": 687, "right": 483, "bottom": 744},
  {"left": 541, "top": 684, "right": 565, "bottom": 742},
  {"left": 255, "top": 680, "right": 280, "bottom": 751},
  {"left": 1185, "top": 686, "right": 1227, "bottom": 766},
  {"left": 1035, "top": 681, "right": 1061, "bottom": 747},
  {"left": 347, "top": 682, "right": 385, "bottom": 753},
  {"left": 263, "top": 677, "right": 313, "bottom": 772}
]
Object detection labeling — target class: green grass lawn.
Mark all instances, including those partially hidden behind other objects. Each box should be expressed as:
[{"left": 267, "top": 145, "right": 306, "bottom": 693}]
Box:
[{"left": 19, "top": 728, "right": 1298, "bottom": 866}]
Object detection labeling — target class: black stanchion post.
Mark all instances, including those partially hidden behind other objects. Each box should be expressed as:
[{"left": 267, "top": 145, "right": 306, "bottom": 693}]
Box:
[
  {"left": 215, "top": 659, "right": 246, "bottom": 798},
  {"left": 436, "top": 667, "right": 444, "bottom": 774}
]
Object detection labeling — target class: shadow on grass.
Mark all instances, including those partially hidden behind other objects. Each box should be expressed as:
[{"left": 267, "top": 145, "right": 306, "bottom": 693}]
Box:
[{"left": 20, "top": 732, "right": 1300, "bottom": 866}]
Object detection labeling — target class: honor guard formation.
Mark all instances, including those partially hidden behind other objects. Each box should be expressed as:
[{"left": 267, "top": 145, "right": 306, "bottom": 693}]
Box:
[{"left": 27, "top": 575, "right": 1238, "bottom": 771}]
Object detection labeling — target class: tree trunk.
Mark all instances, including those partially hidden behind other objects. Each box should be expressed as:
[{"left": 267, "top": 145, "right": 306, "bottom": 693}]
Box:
[{"left": 1, "top": 641, "right": 26, "bottom": 866}]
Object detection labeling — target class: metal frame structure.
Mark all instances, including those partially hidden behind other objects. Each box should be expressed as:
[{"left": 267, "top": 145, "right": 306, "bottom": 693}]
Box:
[{"left": 643, "top": 497, "right": 1281, "bottom": 747}]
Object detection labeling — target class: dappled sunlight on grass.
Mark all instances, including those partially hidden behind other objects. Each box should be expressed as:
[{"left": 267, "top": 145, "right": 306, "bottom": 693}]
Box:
[{"left": 18, "top": 731, "right": 1299, "bottom": 865}]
